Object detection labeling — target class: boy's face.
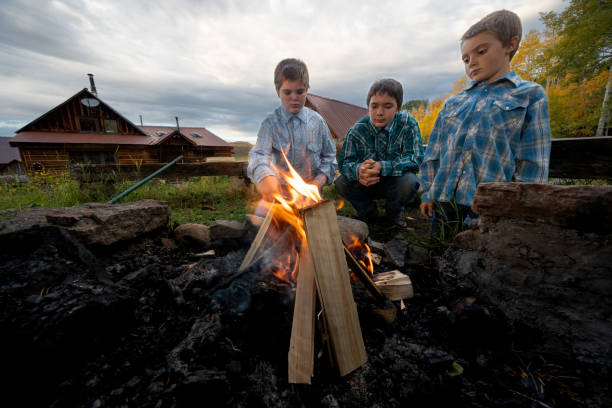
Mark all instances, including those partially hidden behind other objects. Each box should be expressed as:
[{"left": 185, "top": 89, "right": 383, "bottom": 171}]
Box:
[
  {"left": 461, "top": 31, "right": 518, "bottom": 83},
  {"left": 368, "top": 92, "right": 398, "bottom": 128},
  {"left": 278, "top": 78, "right": 307, "bottom": 114}
]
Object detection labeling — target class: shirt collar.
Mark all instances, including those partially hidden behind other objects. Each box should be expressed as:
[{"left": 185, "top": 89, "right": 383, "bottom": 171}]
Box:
[
  {"left": 466, "top": 71, "right": 521, "bottom": 90},
  {"left": 279, "top": 105, "right": 307, "bottom": 124},
  {"left": 368, "top": 112, "right": 399, "bottom": 134}
]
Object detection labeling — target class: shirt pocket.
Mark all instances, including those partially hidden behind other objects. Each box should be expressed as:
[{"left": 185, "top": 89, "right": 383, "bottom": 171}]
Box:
[{"left": 492, "top": 97, "right": 528, "bottom": 133}]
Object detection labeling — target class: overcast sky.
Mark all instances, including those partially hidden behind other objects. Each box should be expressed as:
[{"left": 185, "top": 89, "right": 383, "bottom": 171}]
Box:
[{"left": 0, "top": 0, "right": 565, "bottom": 144}]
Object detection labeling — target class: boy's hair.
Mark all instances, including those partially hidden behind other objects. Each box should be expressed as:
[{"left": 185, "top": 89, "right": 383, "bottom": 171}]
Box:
[
  {"left": 461, "top": 9, "right": 522, "bottom": 60},
  {"left": 274, "top": 58, "right": 309, "bottom": 92},
  {"left": 366, "top": 79, "right": 403, "bottom": 109}
]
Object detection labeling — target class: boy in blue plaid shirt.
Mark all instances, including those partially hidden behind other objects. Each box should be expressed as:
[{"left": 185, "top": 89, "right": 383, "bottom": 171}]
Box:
[
  {"left": 419, "top": 9, "right": 551, "bottom": 238},
  {"left": 336, "top": 78, "right": 424, "bottom": 228}
]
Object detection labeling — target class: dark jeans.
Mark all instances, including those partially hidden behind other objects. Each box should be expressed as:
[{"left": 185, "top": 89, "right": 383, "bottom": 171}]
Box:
[
  {"left": 334, "top": 172, "right": 420, "bottom": 219},
  {"left": 430, "top": 201, "right": 479, "bottom": 241}
]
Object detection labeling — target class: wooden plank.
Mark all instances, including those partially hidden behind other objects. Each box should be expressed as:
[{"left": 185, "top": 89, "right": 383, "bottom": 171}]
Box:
[
  {"left": 238, "top": 206, "right": 276, "bottom": 272},
  {"left": 288, "top": 239, "right": 316, "bottom": 384},
  {"left": 549, "top": 137, "right": 612, "bottom": 179},
  {"left": 70, "top": 161, "right": 249, "bottom": 182},
  {"left": 373, "top": 271, "right": 414, "bottom": 301},
  {"left": 302, "top": 200, "right": 367, "bottom": 376}
]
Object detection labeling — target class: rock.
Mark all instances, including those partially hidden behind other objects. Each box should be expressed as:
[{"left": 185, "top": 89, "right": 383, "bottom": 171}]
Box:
[
  {"left": 406, "top": 245, "right": 429, "bottom": 266},
  {"left": 472, "top": 182, "right": 612, "bottom": 234},
  {"left": 175, "top": 224, "right": 211, "bottom": 249},
  {"left": 442, "top": 189, "right": 612, "bottom": 367},
  {"left": 0, "top": 200, "right": 170, "bottom": 247},
  {"left": 209, "top": 220, "right": 246, "bottom": 241},
  {"left": 384, "top": 235, "right": 409, "bottom": 268},
  {"left": 337, "top": 216, "right": 369, "bottom": 245}
]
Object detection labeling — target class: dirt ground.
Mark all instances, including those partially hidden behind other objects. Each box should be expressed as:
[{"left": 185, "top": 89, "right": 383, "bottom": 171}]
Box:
[{"left": 2, "top": 212, "right": 609, "bottom": 407}]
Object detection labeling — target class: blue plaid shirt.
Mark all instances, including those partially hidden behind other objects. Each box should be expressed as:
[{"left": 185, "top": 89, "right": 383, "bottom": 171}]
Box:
[
  {"left": 248, "top": 105, "right": 337, "bottom": 185},
  {"left": 338, "top": 111, "right": 424, "bottom": 181},
  {"left": 419, "top": 72, "right": 551, "bottom": 207}
]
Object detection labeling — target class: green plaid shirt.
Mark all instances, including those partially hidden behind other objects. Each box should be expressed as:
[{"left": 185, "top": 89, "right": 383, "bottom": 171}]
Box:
[{"left": 338, "top": 111, "right": 424, "bottom": 182}]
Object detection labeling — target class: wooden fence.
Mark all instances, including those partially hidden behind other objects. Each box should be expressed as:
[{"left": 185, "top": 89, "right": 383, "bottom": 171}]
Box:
[{"left": 69, "top": 137, "right": 612, "bottom": 183}]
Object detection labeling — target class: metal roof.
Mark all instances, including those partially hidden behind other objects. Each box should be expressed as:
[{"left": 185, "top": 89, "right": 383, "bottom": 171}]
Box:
[
  {"left": 10, "top": 132, "right": 156, "bottom": 146},
  {"left": 306, "top": 94, "right": 368, "bottom": 140},
  {"left": 0, "top": 137, "right": 22, "bottom": 163},
  {"left": 140, "top": 126, "right": 231, "bottom": 147}
]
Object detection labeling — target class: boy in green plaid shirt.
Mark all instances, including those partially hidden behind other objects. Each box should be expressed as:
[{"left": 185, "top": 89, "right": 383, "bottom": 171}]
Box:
[{"left": 335, "top": 79, "right": 424, "bottom": 228}]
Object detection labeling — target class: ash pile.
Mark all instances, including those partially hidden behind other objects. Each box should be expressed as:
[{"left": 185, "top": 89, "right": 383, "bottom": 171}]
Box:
[{"left": 0, "top": 194, "right": 610, "bottom": 407}]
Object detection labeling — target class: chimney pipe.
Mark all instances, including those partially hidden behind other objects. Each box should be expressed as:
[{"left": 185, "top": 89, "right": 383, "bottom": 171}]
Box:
[
  {"left": 175, "top": 116, "right": 180, "bottom": 134},
  {"left": 87, "top": 73, "right": 98, "bottom": 96},
  {"left": 139, "top": 115, "right": 143, "bottom": 126}
]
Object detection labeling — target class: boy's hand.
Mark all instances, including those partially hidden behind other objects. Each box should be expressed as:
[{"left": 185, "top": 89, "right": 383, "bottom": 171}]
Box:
[
  {"left": 313, "top": 174, "right": 327, "bottom": 192},
  {"left": 257, "top": 175, "right": 280, "bottom": 202},
  {"left": 420, "top": 201, "right": 434, "bottom": 219},
  {"left": 358, "top": 159, "right": 381, "bottom": 186}
]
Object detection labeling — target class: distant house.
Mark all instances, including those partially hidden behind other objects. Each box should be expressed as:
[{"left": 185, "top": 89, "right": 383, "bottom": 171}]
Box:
[
  {"left": 0, "top": 137, "right": 24, "bottom": 174},
  {"left": 9, "top": 76, "right": 233, "bottom": 174},
  {"left": 305, "top": 94, "right": 368, "bottom": 144}
]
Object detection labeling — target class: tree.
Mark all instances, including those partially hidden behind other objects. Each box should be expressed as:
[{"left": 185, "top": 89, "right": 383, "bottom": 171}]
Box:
[
  {"left": 540, "top": 0, "right": 612, "bottom": 135},
  {"left": 401, "top": 99, "right": 428, "bottom": 113}
]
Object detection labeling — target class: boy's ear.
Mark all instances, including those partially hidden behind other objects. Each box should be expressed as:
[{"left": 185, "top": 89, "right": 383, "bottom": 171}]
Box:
[{"left": 506, "top": 35, "right": 520, "bottom": 55}]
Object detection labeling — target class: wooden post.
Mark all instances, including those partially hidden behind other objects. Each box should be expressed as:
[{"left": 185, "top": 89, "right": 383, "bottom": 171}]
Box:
[
  {"left": 302, "top": 200, "right": 367, "bottom": 376},
  {"left": 288, "top": 240, "right": 316, "bottom": 384}
]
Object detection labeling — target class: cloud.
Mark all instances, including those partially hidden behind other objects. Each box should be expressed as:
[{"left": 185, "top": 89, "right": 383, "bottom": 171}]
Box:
[{"left": 0, "top": 0, "right": 566, "bottom": 139}]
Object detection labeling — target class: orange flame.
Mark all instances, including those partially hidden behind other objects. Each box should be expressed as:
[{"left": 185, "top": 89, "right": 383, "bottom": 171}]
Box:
[
  {"left": 263, "top": 151, "right": 323, "bottom": 283},
  {"left": 346, "top": 235, "right": 374, "bottom": 275}
]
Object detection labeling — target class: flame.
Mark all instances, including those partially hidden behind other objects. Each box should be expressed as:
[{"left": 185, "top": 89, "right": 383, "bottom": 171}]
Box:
[
  {"left": 263, "top": 150, "right": 323, "bottom": 283},
  {"left": 346, "top": 235, "right": 374, "bottom": 275},
  {"left": 336, "top": 200, "right": 345, "bottom": 210}
]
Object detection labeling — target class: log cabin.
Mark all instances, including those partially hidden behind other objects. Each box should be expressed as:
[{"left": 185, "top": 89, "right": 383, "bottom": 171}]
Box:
[
  {"left": 0, "top": 137, "right": 24, "bottom": 175},
  {"left": 9, "top": 76, "right": 233, "bottom": 174}
]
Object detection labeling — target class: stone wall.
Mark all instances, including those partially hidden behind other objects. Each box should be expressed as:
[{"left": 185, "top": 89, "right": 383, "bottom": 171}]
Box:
[{"left": 439, "top": 182, "right": 612, "bottom": 366}]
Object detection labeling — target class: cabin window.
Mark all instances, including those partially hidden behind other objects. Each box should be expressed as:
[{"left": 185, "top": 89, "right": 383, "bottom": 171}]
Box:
[
  {"left": 194, "top": 150, "right": 210, "bottom": 158},
  {"left": 78, "top": 117, "right": 98, "bottom": 132},
  {"left": 103, "top": 119, "right": 118, "bottom": 133},
  {"left": 69, "top": 151, "right": 117, "bottom": 165}
]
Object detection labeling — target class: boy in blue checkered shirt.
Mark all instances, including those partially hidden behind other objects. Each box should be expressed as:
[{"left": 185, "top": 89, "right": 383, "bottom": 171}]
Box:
[{"left": 419, "top": 9, "right": 551, "bottom": 238}]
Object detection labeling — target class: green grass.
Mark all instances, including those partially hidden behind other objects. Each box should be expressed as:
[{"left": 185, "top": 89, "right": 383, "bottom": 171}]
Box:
[{"left": 0, "top": 173, "right": 251, "bottom": 227}]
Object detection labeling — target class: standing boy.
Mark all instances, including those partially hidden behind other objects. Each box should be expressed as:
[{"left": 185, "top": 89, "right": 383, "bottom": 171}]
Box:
[
  {"left": 248, "top": 58, "right": 337, "bottom": 206},
  {"left": 419, "top": 9, "right": 551, "bottom": 238},
  {"left": 335, "top": 79, "right": 424, "bottom": 228}
]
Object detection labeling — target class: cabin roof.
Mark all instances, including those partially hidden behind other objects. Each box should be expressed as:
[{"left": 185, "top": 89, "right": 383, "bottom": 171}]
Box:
[
  {"left": 17, "top": 88, "right": 147, "bottom": 135},
  {"left": 306, "top": 93, "right": 368, "bottom": 140},
  {"left": 0, "top": 137, "right": 22, "bottom": 163},
  {"left": 141, "top": 126, "right": 231, "bottom": 147}
]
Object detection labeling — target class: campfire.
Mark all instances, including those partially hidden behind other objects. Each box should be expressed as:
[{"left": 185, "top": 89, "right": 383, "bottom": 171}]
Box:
[{"left": 239, "top": 155, "right": 413, "bottom": 384}]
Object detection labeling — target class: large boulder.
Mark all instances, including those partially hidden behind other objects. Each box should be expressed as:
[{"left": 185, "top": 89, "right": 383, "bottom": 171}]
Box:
[
  {"left": 0, "top": 200, "right": 170, "bottom": 247},
  {"left": 439, "top": 182, "right": 612, "bottom": 366}
]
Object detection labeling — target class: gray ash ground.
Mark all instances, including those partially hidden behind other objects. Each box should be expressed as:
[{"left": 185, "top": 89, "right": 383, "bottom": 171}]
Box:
[{"left": 1, "top": 222, "right": 609, "bottom": 407}]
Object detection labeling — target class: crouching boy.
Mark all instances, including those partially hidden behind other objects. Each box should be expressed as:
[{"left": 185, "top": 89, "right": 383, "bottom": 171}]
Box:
[
  {"left": 419, "top": 9, "right": 551, "bottom": 239},
  {"left": 335, "top": 78, "right": 424, "bottom": 228},
  {"left": 248, "top": 58, "right": 336, "bottom": 212}
]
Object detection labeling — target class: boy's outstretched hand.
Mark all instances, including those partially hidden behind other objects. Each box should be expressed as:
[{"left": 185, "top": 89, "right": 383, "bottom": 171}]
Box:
[
  {"left": 420, "top": 201, "right": 434, "bottom": 219},
  {"left": 358, "top": 159, "right": 381, "bottom": 187},
  {"left": 257, "top": 175, "right": 280, "bottom": 202}
]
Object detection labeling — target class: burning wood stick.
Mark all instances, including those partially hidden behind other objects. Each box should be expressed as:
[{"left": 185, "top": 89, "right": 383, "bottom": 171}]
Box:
[
  {"left": 239, "top": 205, "right": 277, "bottom": 272},
  {"left": 343, "top": 246, "right": 386, "bottom": 304},
  {"left": 288, "top": 239, "right": 316, "bottom": 384},
  {"left": 302, "top": 200, "right": 367, "bottom": 376}
]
